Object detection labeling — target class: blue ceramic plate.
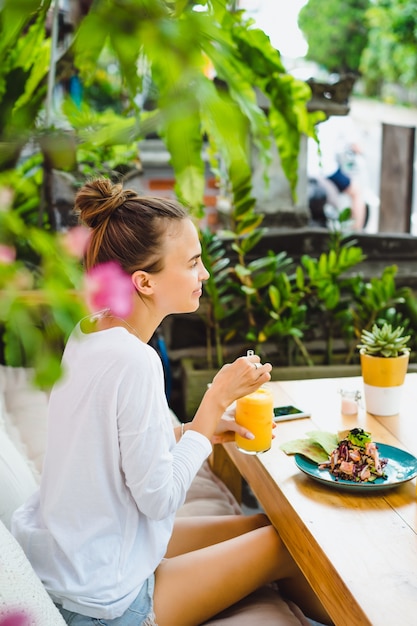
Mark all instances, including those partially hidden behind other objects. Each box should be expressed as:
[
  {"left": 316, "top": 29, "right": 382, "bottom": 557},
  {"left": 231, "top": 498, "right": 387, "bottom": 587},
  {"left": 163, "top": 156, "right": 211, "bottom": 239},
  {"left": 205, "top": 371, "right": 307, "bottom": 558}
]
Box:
[{"left": 295, "top": 443, "right": 417, "bottom": 492}]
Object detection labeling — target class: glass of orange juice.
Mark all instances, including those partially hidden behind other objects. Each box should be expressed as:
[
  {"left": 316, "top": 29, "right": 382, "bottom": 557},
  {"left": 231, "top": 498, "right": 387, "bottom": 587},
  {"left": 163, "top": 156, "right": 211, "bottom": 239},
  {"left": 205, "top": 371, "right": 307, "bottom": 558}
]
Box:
[{"left": 235, "top": 387, "right": 274, "bottom": 454}]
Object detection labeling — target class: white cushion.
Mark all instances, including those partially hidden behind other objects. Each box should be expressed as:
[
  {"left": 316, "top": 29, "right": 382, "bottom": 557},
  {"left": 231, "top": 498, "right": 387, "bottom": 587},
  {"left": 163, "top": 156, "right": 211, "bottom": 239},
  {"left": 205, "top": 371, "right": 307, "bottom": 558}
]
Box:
[
  {"left": 0, "top": 520, "right": 66, "bottom": 625},
  {"left": 177, "top": 460, "right": 241, "bottom": 517},
  {"left": 0, "top": 430, "right": 38, "bottom": 530},
  {"left": 203, "top": 585, "right": 313, "bottom": 625},
  {"left": 170, "top": 411, "right": 242, "bottom": 517},
  {"left": 1, "top": 366, "right": 49, "bottom": 476},
  {"left": 0, "top": 367, "right": 44, "bottom": 530}
]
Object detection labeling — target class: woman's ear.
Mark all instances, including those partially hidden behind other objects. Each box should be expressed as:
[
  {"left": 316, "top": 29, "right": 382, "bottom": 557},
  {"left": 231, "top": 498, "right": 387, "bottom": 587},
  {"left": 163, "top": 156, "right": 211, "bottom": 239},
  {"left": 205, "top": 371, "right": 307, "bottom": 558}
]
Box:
[{"left": 131, "top": 270, "right": 154, "bottom": 295}]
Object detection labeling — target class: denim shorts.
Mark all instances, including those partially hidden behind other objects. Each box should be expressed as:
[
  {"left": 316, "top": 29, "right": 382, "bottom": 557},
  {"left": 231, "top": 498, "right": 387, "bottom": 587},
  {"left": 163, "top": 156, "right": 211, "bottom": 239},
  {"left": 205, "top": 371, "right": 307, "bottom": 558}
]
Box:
[{"left": 55, "top": 575, "right": 157, "bottom": 626}]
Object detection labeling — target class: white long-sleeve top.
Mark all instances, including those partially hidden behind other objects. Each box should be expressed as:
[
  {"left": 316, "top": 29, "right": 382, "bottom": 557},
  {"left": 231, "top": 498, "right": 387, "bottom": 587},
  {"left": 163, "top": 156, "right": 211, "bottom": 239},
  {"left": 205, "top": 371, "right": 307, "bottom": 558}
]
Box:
[{"left": 12, "top": 324, "right": 212, "bottom": 619}]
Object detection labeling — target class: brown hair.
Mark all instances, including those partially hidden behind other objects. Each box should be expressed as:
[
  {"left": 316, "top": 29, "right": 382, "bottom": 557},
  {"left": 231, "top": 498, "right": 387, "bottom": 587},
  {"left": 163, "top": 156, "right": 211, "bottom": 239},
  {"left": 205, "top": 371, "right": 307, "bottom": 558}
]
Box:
[{"left": 74, "top": 178, "right": 188, "bottom": 273}]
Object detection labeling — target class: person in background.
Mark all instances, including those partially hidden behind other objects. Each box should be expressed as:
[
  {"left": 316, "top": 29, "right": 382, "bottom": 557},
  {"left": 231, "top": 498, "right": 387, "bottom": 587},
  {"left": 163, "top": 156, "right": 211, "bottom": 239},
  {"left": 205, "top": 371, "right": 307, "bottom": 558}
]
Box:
[
  {"left": 11, "top": 178, "right": 330, "bottom": 626},
  {"left": 308, "top": 115, "right": 367, "bottom": 231}
]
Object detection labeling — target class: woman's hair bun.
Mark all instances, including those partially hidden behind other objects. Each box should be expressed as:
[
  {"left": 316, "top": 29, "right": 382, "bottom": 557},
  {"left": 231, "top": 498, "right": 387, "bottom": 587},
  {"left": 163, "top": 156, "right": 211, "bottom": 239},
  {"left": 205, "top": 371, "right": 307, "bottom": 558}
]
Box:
[{"left": 75, "top": 178, "right": 126, "bottom": 228}]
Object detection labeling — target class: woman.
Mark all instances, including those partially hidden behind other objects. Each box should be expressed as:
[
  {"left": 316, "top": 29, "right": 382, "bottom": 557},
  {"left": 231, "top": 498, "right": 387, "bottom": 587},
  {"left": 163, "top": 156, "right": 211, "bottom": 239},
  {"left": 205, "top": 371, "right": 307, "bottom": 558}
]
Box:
[{"left": 12, "top": 179, "right": 329, "bottom": 626}]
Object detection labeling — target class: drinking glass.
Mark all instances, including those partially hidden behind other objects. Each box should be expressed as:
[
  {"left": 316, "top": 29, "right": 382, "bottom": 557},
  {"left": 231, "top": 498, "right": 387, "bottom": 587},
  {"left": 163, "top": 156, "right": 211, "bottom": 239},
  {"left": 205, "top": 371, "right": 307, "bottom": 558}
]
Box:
[{"left": 235, "top": 387, "right": 274, "bottom": 454}]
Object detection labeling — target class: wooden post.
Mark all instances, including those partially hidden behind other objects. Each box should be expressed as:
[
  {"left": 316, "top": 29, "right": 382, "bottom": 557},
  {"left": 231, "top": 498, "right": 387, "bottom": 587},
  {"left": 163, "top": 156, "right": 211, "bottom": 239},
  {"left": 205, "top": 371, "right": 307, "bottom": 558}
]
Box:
[
  {"left": 209, "top": 445, "right": 242, "bottom": 504},
  {"left": 379, "top": 123, "right": 415, "bottom": 233}
]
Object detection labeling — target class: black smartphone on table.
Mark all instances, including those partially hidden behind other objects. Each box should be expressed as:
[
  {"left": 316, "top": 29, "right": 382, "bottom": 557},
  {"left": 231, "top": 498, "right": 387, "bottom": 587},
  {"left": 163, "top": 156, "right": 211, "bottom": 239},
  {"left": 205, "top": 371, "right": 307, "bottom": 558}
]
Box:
[{"left": 273, "top": 405, "right": 310, "bottom": 422}]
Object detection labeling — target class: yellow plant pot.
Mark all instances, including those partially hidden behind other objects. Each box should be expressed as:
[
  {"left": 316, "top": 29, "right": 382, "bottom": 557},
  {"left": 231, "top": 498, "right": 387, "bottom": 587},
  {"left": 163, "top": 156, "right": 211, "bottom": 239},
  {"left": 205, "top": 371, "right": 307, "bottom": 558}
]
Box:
[{"left": 360, "top": 350, "right": 409, "bottom": 416}]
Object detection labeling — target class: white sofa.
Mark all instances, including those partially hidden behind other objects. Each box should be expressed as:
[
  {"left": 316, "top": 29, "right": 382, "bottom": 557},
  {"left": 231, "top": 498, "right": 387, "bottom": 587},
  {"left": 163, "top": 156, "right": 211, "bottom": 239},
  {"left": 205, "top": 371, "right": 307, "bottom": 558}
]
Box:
[{"left": 0, "top": 365, "right": 314, "bottom": 626}]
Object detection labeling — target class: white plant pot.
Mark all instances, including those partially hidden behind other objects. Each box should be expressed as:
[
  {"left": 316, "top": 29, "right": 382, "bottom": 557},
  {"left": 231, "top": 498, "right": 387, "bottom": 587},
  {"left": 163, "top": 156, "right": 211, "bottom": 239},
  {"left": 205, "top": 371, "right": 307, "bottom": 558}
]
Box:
[
  {"left": 360, "top": 350, "right": 409, "bottom": 416},
  {"left": 362, "top": 383, "right": 404, "bottom": 416}
]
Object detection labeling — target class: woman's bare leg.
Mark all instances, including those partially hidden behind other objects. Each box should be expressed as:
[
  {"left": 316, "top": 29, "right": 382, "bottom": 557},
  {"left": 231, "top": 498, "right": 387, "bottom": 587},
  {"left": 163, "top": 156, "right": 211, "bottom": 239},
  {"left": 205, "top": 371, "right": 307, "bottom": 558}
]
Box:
[
  {"left": 154, "top": 518, "right": 332, "bottom": 626},
  {"left": 346, "top": 180, "right": 366, "bottom": 230},
  {"left": 165, "top": 513, "right": 269, "bottom": 556}
]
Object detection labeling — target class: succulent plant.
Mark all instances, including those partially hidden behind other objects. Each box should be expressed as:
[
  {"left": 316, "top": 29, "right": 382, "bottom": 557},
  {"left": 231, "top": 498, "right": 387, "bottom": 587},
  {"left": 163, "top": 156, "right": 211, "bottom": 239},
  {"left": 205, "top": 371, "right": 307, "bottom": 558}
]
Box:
[{"left": 357, "top": 323, "right": 411, "bottom": 358}]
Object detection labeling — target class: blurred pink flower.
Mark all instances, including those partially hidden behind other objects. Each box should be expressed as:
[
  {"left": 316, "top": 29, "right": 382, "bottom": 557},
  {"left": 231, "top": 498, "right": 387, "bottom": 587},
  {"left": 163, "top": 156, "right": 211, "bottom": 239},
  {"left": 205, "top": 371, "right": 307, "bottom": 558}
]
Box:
[
  {"left": 85, "top": 261, "right": 135, "bottom": 317},
  {"left": 0, "top": 244, "right": 16, "bottom": 264},
  {"left": 0, "top": 612, "right": 30, "bottom": 626},
  {"left": 61, "top": 226, "right": 91, "bottom": 258}
]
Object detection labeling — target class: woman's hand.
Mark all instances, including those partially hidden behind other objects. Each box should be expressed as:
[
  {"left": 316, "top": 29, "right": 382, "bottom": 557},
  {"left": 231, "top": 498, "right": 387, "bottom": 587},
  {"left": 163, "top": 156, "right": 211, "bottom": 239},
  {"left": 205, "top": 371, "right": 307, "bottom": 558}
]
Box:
[
  {"left": 209, "top": 354, "right": 272, "bottom": 411},
  {"left": 190, "top": 353, "right": 272, "bottom": 442},
  {"left": 210, "top": 408, "right": 276, "bottom": 445}
]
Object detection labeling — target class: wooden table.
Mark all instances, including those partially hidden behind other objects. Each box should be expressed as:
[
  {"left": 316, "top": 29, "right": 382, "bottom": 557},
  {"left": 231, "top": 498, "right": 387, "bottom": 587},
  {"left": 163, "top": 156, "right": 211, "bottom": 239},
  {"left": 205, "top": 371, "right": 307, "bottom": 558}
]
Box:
[{"left": 222, "top": 375, "right": 417, "bottom": 626}]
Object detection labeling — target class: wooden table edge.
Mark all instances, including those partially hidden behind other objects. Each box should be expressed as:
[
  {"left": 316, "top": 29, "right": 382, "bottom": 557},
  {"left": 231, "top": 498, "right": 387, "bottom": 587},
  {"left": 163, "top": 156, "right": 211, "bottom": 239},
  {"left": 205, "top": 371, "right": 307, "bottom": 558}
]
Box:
[{"left": 222, "top": 441, "right": 372, "bottom": 626}]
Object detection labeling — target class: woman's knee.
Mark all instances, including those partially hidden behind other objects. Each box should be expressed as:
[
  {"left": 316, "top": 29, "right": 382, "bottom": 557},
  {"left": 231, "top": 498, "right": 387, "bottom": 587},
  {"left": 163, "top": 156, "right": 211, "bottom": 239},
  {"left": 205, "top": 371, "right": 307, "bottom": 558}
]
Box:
[{"left": 247, "top": 512, "right": 270, "bottom": 528}]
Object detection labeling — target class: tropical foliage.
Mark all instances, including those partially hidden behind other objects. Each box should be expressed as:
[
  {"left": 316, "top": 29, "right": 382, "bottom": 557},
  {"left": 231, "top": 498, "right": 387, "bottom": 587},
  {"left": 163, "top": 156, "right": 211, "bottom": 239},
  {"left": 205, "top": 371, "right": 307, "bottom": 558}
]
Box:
[
  {"left": 360, "top": 0, "right": 417, "bottom": 96},
  {"left": 0, "top": 0, "right": 319, "bottom": 385},
  {"left": 0, "top": 192, "right": 87, "bottom": 387},
  {"left": 298, "top": 0, "right": 371, "bottom": 75},
  {"left": 2, "top": 0, "right": 417, "bottom": 388},
  {"left": 198, "top": 222, "right": 417, "bottom": 369},
  {"left": 298, "top": 0, "right": 417, "bottom": 99},
  {"left": 0, "top": 0, "right": 318, "bottom": 210}
]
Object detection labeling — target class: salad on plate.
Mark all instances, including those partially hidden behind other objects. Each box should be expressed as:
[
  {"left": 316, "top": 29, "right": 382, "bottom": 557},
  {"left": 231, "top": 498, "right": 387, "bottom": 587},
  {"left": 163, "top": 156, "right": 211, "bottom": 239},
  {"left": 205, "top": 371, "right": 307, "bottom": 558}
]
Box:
[
  {"left": 281, "top": 428, "right": 388, "bottom": 484},
  {"left": 318, "top": 428, "right": 388, "bottom": 483}
]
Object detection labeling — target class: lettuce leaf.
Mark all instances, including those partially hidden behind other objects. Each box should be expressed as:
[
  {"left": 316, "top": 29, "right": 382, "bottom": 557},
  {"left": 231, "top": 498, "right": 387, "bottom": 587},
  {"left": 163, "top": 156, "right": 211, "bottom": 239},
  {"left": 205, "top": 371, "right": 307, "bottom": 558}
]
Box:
[
  {"left": 279, "top": 439, "right": 330, "bottom": 464},
  {"left": 306, "top": 431, "right": 339, "bottom": 455},
  {"left": 280, "top": 430, "right": 339, "bottom": 464}
]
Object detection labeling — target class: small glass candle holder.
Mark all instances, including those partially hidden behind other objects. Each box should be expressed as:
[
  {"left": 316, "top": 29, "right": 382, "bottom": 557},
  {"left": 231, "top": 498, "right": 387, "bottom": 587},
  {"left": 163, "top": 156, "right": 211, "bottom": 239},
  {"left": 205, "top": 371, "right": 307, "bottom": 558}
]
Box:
[{"left": 339, "top": 389, "right": 361, "bottom": 415}]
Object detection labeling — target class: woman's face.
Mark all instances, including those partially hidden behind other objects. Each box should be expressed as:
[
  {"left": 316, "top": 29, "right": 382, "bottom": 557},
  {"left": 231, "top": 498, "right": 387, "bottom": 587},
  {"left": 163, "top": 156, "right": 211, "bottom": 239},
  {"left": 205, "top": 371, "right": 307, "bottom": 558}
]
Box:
[{"left": 151, "top": 218, "right": 210, "bottom": 315}]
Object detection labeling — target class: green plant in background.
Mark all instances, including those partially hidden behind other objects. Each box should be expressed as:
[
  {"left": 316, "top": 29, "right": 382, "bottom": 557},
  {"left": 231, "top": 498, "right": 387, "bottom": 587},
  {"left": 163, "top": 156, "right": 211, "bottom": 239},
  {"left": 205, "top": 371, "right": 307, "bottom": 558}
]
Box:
[
  {"left": 0, "top": 155, "right": 43, "bottom": 228},
  {"left": 361, "top": 0, "right": 417, "bottom": 98},
  {"left": 200, "top": 224, "right": 297, "bottom": 368},
  {"left": 218, "top": 220, "right": 366, "bottom": 366},
  {"left": 349, "top": 264, "right": 412, "bottom": 339},
  {"left": 297, "top": 0, "right": 417, "bottom": 101},
  {"left": 251, "top": 254, "right": 310, "bottom": 364},
  {"left": 203, "top": 219, "right": 417, "bottom": 368},
  {"left": 73, "top": 1, "right": 320, "bottom": 210},
  {"left": 3, "top": 0, "right": 417, "bottom": 388},
  {"left": 0, "top": 0, "right": 320, "bottom": 385},
  {"left": 199, "top": 176, "right": 299, "bottom": 368},
  {"left": 298, "top": 0, "right": 370, "bottom": 75},
  {"left": 0, "top": 194, "right": 87, "bottom": 386},
  {"left": 198, "top": 228, "right": 239, "bottom": 369},
  {"left": 284, "top": 244, "right": 414, "bottom": 366},
  {"left": 64, "top": 103, "right": 141, "bottom": 180},
  {"left": 0, "top": 0, "right": 319, "bottom": 221},
  {"left": 0, "top": 0, "right": 52, "bottom": 169}
]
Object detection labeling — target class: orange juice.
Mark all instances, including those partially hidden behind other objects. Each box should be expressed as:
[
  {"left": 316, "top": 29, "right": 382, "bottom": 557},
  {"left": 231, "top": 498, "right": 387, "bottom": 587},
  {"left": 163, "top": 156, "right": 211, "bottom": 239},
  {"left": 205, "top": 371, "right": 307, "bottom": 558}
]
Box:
[{"left": 235, "top": 387, "right": 274, "bottom": 454}]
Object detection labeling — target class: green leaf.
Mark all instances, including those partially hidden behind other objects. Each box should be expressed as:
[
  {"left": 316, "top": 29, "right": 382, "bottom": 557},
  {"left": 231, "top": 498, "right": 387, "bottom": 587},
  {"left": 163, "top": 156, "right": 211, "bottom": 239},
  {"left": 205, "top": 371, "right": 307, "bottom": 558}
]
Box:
[
  {"left": 268, "top": 284, "right": 281, "bottom": 310},
  {"left": 280, "top": 439, "right": 330, "bottom": 464},
  {"left": 295, "top": 265, "right": 305, "bottom": 290},
  {"left": 305, "top": 431, "right": 339, "bottom": 455},
  {"left": 280, "top": 430, "right": 339, "bottom": 464}
]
